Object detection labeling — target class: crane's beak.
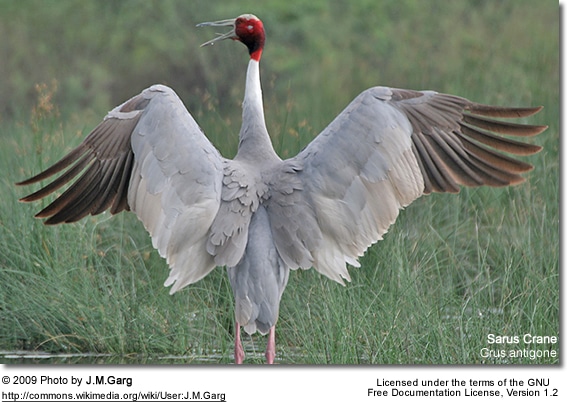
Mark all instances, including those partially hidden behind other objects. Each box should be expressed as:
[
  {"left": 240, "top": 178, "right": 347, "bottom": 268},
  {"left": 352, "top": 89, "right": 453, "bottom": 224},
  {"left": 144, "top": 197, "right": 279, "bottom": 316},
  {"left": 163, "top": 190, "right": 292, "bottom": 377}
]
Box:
[{"left": 197, "top": 18, "right": 237, "bottom": 47}]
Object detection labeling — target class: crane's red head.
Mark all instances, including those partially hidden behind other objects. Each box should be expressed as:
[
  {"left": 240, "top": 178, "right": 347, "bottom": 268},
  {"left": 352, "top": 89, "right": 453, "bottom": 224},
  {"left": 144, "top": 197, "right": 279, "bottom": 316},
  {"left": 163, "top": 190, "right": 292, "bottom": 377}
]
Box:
[{"left": 198, "top": 14, "right": 265, "bottom": 61}]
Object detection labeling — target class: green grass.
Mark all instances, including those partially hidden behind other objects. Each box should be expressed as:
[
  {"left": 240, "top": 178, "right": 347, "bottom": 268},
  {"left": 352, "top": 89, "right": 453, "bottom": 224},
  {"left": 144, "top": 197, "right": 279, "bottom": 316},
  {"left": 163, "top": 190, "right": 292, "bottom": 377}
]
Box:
[{"left": 0, "top": 0, "right": 559, "bottom": 364}]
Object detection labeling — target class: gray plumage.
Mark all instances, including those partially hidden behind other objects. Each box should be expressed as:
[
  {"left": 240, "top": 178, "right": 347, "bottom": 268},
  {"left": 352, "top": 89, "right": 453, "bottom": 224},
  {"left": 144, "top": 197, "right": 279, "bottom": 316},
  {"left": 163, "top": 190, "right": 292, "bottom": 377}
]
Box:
[{"left": 17, "top": 14, "right": 546, "bottom": 363}]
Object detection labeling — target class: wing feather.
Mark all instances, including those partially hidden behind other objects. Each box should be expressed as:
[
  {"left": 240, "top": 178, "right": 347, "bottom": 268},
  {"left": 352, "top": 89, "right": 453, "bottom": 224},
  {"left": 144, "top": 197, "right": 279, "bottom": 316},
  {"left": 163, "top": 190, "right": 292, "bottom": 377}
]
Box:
[
  {"left": 17, "top": 84, "right": 224, "bottom": 292},
  {"left": 272, "top": 86, "right": 545, "bottom": 283}
]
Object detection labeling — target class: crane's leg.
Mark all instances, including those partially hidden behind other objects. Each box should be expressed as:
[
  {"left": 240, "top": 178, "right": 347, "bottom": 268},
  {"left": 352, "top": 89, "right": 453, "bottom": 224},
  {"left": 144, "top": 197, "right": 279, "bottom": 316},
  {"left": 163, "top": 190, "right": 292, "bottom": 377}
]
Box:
[
  {"left": 265, "top": 326, "right": 276, "bottom": 364},
  {"left": 234, "top": 322, "right": 245, "bottom": 364}
]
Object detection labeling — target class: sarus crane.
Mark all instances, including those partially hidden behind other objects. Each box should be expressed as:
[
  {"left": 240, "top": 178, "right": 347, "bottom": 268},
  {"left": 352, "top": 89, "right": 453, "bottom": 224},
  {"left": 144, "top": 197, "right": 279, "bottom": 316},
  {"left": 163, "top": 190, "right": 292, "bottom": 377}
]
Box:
[{"left": 17, "top": 14, "right": 546, "bottom": 364}]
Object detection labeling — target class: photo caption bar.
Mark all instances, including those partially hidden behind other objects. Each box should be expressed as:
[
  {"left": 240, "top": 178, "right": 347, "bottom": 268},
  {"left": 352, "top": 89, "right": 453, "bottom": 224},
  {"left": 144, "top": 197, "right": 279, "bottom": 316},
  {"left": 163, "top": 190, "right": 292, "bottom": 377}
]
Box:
[{"left": 1, "top": 367, "right": 564, "bottom": 402}]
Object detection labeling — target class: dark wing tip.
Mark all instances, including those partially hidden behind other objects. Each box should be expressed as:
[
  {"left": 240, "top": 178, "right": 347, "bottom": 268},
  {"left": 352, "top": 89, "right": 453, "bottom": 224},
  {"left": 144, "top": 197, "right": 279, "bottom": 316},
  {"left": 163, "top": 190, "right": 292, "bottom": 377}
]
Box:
[
  {"left": 468, "top": 103, "right": 545, "bottom": 118},
  {"left": 393, "top": 91, "right": 546, "bottom": 194},
  {"left": 16, "top": 109, "right": 140, "bottom": 224}
]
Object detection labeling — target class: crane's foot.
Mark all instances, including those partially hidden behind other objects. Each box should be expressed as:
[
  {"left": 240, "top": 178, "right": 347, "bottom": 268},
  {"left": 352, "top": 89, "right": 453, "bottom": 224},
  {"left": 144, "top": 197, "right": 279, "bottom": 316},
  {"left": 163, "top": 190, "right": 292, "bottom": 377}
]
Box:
[
  {"left": 234, "top": 323, "right": 245, "bottom": 364},
  {"left": 265, "top": 326, "right": 276, "bottom": 364}
]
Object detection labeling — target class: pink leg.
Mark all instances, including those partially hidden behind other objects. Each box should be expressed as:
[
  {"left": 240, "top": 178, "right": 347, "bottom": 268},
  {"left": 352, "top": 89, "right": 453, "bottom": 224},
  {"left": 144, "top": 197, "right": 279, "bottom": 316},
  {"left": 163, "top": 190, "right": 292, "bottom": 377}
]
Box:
[
  {"left": 234, "top": 322, "right": 245, "bottom": 364},
  {"left": 265, "top": 326, "right": 276, "bottom": 364}
]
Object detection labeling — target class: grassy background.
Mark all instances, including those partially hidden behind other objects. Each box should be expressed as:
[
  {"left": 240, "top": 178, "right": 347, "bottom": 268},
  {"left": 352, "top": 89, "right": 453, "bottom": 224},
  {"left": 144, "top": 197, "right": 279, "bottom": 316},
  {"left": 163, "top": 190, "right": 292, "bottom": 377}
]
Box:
[{"left": 0, "top": 0, "right": 559, "bottom": 364}]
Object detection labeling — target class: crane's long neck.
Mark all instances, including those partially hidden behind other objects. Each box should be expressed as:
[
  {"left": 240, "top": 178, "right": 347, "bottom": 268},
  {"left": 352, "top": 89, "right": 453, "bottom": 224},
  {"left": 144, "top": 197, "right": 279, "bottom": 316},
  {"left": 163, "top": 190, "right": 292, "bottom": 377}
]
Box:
[{"left": 236, "top": 59, "right": 279, "bottom": 162}]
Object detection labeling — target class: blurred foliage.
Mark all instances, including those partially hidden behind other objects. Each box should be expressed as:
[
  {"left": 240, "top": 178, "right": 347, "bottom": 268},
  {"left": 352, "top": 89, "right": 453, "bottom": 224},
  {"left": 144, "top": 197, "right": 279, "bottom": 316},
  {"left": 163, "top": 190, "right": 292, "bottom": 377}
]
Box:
[
  {"left": 0, "top": 0, "right": 559, "bottom": 361},
  {"left": 1, "top": 1, "right": 558, "bottom": 151}
]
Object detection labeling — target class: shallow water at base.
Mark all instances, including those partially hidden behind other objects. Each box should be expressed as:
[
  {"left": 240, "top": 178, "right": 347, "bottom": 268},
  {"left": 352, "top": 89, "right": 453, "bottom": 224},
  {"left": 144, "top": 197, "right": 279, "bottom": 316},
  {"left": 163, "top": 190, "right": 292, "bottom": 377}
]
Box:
[
  {"left": 0, "top": 347, "right": 307, "bottom": 364},
  {"left": 0, "top": 351, "right": 241, "bottom": 364}
]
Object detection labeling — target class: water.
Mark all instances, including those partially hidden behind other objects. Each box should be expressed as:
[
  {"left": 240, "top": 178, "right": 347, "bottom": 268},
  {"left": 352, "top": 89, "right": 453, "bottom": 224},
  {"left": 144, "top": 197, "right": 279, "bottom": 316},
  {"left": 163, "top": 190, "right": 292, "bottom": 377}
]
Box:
[
  {"left": 1, "top": 308, "right": 506, "bottom": 364},
  {"left": 0, "top": 347, "right": 302, "bottom": 364}
]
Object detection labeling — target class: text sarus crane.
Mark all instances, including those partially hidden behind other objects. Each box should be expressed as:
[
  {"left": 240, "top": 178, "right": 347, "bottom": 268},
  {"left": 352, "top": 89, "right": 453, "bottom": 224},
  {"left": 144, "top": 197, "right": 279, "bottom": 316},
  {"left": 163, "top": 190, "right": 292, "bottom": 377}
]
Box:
[{"left": 17, "top": 14, "right": 546, "bottom": 364}]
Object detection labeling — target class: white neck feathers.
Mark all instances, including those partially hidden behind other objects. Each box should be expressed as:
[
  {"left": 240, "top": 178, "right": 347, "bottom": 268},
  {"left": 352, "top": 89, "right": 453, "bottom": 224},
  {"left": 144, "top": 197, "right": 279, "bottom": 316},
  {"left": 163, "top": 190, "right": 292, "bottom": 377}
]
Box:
[{"left": 237, "top": 59, "right": 278, "bottom": 161}]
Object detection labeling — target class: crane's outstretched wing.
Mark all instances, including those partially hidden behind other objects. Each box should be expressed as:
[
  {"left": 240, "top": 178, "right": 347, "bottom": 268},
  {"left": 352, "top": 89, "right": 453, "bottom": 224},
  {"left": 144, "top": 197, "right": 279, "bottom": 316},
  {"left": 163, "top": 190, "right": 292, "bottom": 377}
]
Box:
[
  {"left": 269, "top": 86, "right": 546, "bottom": 284},
  {"left": 17, "top": 85, "right": 224, "bottom": 293}
]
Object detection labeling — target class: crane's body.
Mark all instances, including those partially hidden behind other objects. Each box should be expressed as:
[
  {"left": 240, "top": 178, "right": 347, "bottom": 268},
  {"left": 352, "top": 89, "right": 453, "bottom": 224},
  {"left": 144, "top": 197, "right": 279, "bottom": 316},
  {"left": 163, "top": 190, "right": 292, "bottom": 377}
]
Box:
[{"left": 17, "top": 14, "right": 546, "bottom": 364}]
